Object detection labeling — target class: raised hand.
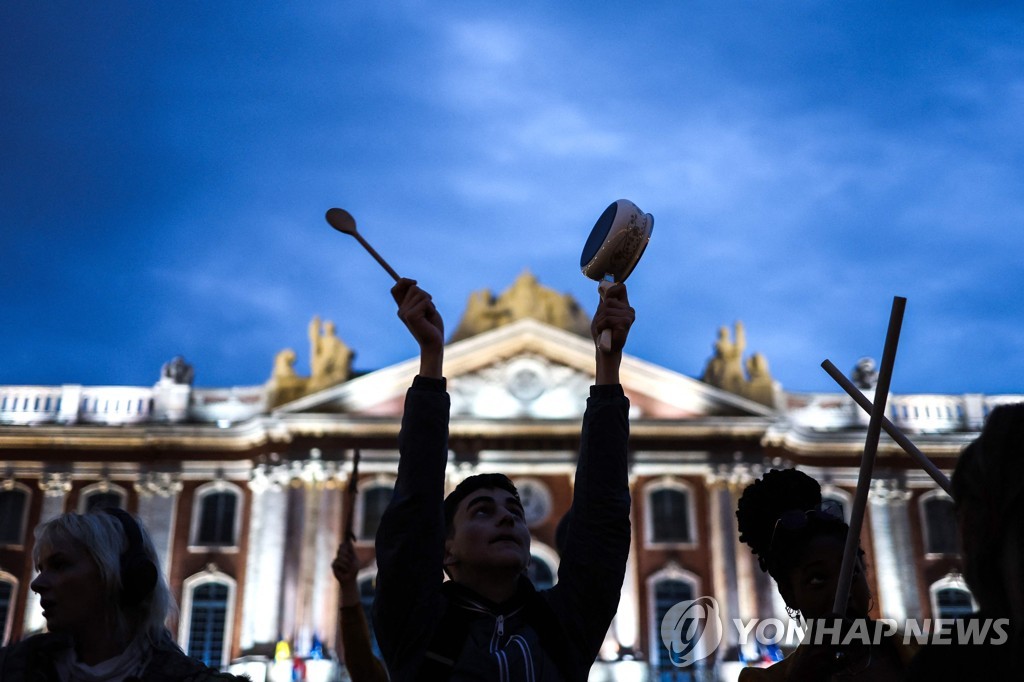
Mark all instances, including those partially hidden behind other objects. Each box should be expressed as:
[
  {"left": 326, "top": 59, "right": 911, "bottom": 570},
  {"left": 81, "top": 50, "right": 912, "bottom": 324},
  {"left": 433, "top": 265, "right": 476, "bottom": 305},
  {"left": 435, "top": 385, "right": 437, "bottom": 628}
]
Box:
[{"left": 391, "top": 278, "right": 444, "bottom": 378}]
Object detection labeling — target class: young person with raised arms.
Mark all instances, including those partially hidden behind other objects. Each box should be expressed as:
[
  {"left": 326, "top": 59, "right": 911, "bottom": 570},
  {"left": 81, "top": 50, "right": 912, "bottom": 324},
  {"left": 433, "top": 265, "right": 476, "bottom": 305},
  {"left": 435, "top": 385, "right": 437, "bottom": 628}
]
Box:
[{"left": 373, "top": 277, "right": 634, "bottom": 681}]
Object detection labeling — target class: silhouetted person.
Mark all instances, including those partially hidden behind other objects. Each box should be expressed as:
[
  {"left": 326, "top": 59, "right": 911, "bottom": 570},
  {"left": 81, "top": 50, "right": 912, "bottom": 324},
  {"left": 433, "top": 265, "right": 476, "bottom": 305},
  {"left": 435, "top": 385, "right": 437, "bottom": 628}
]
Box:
[
  {"left": 908, "top": 402, "right": 1024, "bottom": 679},
  {"left": 372, "top": 278, "right": 633, "bottom": 681},
  {"left": 331, "top": 539, "right": 388, "bottom": 682},
  {"left": 736, "top": 469, "right": 914, "bottom": 681},
  {"left": 0, "top": 510, "right": 247, "bottom": 681}
]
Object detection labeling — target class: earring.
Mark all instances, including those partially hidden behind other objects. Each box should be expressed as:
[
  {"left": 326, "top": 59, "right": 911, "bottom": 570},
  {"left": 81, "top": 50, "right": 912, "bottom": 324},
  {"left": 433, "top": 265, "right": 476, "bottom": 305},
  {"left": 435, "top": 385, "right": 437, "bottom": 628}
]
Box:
[{"left": 785, "top": 605, "right": 801, "bottom": 622}]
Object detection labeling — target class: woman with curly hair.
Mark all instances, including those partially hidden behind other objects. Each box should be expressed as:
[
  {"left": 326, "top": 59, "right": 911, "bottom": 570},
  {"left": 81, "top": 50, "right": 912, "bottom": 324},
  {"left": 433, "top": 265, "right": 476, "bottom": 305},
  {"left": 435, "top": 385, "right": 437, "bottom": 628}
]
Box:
[{"left": 735, "top": 468, "right": 913, "bottom": 681}]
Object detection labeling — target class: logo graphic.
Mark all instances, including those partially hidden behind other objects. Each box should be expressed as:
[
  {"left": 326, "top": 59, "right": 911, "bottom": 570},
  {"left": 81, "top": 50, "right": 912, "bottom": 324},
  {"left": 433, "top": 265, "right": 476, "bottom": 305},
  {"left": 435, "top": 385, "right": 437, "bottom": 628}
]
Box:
[{"left": 660, "top": 596, "right": 724, "bottom": 667}]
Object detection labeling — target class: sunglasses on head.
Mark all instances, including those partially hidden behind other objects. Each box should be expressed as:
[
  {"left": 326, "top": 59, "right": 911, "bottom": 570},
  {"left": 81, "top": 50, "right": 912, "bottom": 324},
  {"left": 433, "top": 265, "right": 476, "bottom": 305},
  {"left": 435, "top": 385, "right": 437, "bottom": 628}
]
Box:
[{"left": 767, "top": 500, "right": 845, "bottom": 557}]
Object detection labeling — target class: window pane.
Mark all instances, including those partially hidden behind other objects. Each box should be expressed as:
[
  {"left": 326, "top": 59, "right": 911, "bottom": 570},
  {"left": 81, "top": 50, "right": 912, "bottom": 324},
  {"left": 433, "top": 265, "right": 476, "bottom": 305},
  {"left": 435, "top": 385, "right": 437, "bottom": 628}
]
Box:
[
  {"left": 651, "top": 488, "right": 691, "bottom": 543},
  {"left": 188, "top": 582, "right": 229, "bottom": 667},
  {"left": 85, "top": 492, "right": 123, "bottom": 512},
  {"left": 198, "top": 492, "right": 237, "bottom": 546},
  {"left": 360, "top": 487, "right": 392, "bottom": 540},
  {"left": 924, "top": 498, "right": 959, "bottom": 555},
  {"left": 0, "top": 490, "right": 27, "bottom": 545},
  {"left": 654, "top": 578, "right": 695, "bottom": 674},
  {"left": 936, "top": 587, "right": 974, "bottom": 619}
]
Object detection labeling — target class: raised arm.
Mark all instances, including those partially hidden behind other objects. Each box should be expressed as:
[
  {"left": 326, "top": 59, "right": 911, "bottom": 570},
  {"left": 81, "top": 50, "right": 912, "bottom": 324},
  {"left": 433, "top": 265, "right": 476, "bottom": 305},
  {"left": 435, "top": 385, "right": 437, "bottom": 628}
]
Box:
[
  {"left": 332, "top": 540, "right": 388, "bottom": 682},
  {"left": 549, "top": 282, "right": 634, "bottom": 670},
  {"left": 372, "top": 278, "right": 450, "bottom": 672}
]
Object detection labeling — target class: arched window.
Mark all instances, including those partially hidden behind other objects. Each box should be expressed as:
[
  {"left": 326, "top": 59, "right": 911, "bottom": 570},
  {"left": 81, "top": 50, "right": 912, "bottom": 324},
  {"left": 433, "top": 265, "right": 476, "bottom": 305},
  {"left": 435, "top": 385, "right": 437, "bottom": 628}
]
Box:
[
  {"left": 78, "top": 482, "right": 127, "bottom": 513},
  {"left": 644, "top": 479, "right": 696, "bottom": 546},
  {"left": 935, "top": 588, "right": 974, "bottom": 619},
  {"left": 180, "top": 571, "right": 236, "bottom": 668},
  {"left": 647, "top": 568, "right": 700, "bottom": 671},
  {"left": 0, "top": 483, "right": 30, "bottom": 546},
  {"left": 527, "top": 541, "right": 559, "bottom": 591},
  {"left": 929, "top": 575, "right": 975, "bottom": 620},
  {"left": 191, "top": 482, "right": 242, "bottom": 549},
  {"left": 0, "top": 572, "right": 16, "bottom": 646},
  {"left": 920, "top": 491, "right": 959, "bottom": 556},
  {"left": 357, "top": 480, "right": 394, "bottom": 542}
]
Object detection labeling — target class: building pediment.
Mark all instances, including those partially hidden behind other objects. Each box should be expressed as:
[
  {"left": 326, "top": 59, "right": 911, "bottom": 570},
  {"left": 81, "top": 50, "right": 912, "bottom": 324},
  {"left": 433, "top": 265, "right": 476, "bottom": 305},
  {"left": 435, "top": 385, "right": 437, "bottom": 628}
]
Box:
[{"left": 274, "top": 318, "right": 776, "bottom": 420}]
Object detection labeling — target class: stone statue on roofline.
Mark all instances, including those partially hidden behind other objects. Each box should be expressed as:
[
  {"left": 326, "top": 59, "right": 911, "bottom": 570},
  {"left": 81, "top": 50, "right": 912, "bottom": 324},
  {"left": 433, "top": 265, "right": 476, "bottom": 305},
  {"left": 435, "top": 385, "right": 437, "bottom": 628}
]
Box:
[
  {"left": 700, "top": 322, "right": 780, "bottom": 408},
  {"left": 852, "top": 356, "right": 879, "bottom": 391},
  {"left": 266, "top": 316, "right": 354, "bottom": 408},
  {"left": 160, "top": 356, "right": 194, "bottom": 385},
  {"left": 449, "top": 269, "right": 591, "bottom": 342},
  {"left": 308, "top": 316, "right": 354, "bottom": 392}
]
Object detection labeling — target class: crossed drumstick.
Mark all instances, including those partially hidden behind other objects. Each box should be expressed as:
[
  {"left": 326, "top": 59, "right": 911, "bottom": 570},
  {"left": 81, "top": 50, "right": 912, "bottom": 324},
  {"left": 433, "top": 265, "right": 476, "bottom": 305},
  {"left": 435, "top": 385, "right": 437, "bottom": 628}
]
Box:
[{"left": 825, "top": 296, "right": 953, "bottom": 615}]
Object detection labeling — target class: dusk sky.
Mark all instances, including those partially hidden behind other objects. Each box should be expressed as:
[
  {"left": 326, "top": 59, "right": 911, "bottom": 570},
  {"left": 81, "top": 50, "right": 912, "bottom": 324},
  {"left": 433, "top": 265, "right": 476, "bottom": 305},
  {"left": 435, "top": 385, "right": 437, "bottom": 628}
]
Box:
[{"left": 3, "top": 2, "right": 1022, "bottom": 396}]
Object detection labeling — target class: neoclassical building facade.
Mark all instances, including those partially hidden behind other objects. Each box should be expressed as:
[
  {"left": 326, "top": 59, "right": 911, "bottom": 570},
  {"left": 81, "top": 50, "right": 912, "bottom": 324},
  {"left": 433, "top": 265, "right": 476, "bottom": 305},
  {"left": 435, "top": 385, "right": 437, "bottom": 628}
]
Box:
[{"left": 0, "top": 272, "right": 1017, "bottom": 680}]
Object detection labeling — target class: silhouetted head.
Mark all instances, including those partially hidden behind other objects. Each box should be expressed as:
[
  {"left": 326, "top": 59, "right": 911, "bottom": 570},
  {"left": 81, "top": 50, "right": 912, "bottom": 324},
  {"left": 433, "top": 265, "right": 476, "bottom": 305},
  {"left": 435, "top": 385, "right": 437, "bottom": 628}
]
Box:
[
  {"left": 737, "top": 469, "right": 868, "bottom": 620},
  {"left": 953, "top": 403, "right": 1024, "bottom": 627},
  {"left": 31, "top": 511, "right": 175, "bottom": 645}
]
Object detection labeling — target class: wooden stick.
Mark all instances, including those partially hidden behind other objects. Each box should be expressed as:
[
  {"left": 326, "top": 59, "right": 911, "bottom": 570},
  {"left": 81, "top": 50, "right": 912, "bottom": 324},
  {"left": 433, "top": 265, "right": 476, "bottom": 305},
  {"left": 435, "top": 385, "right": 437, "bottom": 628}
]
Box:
[
  {"left": 822, "top": 359, "right": 953, "bottom": 496},
  {"left": 343, "top": 448, "right": 361, "bottom": 541},
  {"left": 832, "top": 296, "right": 906, "bottom": 615},
  {"left": 351, "top": 232, "right": 401, "bottom": 282}
]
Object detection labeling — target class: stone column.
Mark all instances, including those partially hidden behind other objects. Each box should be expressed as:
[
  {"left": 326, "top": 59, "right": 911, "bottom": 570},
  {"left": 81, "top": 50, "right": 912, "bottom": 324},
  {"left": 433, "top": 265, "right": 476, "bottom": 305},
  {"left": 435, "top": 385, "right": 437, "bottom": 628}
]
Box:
[
  {"left": 727, "top": 465, "right": 759, "bottom": 624},
  {"left": 705, "top": 468, "right": 740, "bottom": 650},
  {"left": 869, "top": 478, "right": 919, "bottom": 621},
  {"left": 239, "top": 465, "right": 289, "bottom": 651},
  {"left": 311, "top": 481, "right": 343, "bottom": 652},
  {"left": 135, "top": 472, "right": 182, "bottom": 579}
]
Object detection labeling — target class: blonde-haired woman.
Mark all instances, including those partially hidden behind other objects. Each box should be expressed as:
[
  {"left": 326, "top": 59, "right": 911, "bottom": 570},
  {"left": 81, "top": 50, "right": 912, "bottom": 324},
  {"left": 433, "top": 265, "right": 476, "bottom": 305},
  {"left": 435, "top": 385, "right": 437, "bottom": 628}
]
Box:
[{"left": 0, "top": 509, "right": 247, "bottom": 681}]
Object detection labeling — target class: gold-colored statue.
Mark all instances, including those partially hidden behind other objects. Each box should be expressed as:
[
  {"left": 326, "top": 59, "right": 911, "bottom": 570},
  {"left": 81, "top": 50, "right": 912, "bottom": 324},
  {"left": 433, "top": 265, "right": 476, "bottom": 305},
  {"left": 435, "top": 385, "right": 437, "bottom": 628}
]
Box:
[
  {"left": 450, "top": 270, "right": 591, "bottom": 342},
  {"left": 307, "top": 316, "right": 353, "bottom": 393},
  {"left": 701, "top": 322, "right": 778, "bottom": 408},
  {"left": 267, "top": 317, "right": 354, "bottom": 407}
]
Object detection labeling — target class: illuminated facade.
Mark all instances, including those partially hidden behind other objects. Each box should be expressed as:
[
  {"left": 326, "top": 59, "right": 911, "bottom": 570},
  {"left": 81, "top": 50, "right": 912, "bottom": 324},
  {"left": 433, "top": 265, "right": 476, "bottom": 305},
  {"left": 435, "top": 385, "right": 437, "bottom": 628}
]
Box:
[{"left": 0, "top": 274, "right": 1017, "bottom": 680}]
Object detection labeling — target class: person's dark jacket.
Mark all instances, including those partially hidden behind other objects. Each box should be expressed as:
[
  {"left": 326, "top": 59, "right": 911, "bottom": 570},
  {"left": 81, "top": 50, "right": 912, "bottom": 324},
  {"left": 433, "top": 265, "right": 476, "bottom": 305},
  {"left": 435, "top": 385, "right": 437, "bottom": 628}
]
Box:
[
  {"left": 373, "top": 377, "right": 631, "bottom": 681},
  {"left": 0, "top": 632, "right": 249, "bottom": 682}
]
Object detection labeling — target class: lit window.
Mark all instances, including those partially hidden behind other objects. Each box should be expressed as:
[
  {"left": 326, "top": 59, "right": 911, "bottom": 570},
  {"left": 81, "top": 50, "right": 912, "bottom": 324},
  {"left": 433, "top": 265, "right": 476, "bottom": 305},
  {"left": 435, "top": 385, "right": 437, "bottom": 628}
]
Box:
[
  {"left": 187, "top": 581, "right": 230, "bottom": 667},
  {"left": 191, "top": 483, "right": 242, "bottom": 548},
  {"left": 650, "top": 576, "right": 698, "bottom": 672},
  {"left": 84, "top": 492, "right": 123, "bottom": 512},
  {"left": 935, "top": 587, "right": 974, "bottom": 620},
  {"left": 78, "top": 483, "right": 127, "bottom": 513},
  {"left": 646, "top": 482, "right": 694, "bottom": 544}
]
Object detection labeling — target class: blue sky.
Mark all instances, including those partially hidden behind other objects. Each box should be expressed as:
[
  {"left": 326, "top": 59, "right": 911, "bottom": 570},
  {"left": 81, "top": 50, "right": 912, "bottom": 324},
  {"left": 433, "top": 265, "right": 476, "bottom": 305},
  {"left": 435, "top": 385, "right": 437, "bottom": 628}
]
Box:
[{"left": 2, "top": 2, "right": 1022, "bottom": 396}]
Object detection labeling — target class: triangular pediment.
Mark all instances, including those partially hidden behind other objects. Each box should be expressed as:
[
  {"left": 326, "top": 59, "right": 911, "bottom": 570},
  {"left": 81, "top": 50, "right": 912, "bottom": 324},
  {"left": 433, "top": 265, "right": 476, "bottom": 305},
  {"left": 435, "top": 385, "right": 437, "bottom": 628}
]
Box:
[{"left": 274, "top": 318, "right": 776, "bottom": 419}]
